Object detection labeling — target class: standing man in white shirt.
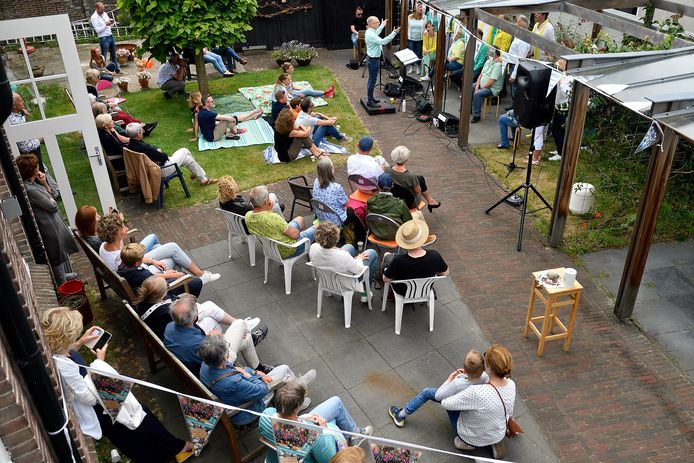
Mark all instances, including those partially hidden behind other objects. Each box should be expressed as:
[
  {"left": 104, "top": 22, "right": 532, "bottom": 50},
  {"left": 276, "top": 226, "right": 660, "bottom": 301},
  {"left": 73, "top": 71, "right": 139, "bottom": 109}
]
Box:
[
  {"left": 503, "top": 15, "right": 532, "bottom": 109},
  {"left": 364, "top": 17, "right": 400, "bottom": 107},
  {"left": 90, "top": 2, "right": 120, "bottom": 73}
]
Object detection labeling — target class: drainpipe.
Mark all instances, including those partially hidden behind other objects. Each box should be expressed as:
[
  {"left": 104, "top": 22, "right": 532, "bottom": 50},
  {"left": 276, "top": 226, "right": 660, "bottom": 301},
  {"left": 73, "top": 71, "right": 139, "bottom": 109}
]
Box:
[{"left": 0, "top": 56, "right": 47, "bottom": 265}]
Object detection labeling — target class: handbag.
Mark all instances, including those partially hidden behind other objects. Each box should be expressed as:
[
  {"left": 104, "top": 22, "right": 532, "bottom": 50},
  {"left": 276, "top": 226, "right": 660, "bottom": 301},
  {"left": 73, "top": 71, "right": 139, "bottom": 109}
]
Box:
[{"left": 489, "top": 383, "right": 523, "bottom": 437}]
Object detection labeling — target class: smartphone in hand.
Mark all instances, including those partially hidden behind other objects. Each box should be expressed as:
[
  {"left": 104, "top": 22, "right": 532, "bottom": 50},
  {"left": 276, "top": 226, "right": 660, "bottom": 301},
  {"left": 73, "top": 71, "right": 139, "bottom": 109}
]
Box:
[{"left": 85, "top": 328, "right": 112, "bottom": 351}]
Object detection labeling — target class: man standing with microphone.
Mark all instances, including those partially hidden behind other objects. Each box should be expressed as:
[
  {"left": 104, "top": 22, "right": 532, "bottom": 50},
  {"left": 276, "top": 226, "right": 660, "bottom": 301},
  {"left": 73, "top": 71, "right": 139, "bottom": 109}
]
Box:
[{"left": 365, "top": 16, "right": 400, "bottom": 107}]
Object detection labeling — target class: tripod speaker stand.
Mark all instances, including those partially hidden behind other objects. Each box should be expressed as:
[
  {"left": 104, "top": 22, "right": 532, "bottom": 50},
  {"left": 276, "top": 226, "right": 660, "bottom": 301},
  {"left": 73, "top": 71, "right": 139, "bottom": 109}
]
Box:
[{"left": 485, "top": 126, "right": 552, "bottom": 251}]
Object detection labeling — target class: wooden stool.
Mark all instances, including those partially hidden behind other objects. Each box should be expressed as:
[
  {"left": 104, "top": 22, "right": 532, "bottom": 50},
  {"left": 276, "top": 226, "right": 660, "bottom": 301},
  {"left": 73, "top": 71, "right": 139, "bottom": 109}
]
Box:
[
  {"left": 483, "top": 94, "right": 501, "bottom": 120},
  {"left": 524, "top": 267, "right": 582, "bottom": 357}
]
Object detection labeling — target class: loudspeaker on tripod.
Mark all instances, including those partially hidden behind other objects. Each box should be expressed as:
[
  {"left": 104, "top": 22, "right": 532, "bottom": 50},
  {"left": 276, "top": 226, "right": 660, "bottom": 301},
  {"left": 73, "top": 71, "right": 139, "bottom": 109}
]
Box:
[{"left": 513, "top": 60, "right": 556, "bottom": 129}]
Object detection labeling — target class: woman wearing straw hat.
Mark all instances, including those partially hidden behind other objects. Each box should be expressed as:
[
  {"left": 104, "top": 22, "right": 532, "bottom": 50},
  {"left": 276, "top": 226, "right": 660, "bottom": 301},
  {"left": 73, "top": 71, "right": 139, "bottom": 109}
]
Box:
[{"left": 383, "top": 219, "right": 447, "bottom": 295}]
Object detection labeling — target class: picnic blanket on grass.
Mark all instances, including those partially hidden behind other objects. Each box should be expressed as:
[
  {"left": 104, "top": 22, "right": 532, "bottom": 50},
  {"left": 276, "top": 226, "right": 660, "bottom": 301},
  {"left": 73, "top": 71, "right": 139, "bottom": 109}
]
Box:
[
  {"left": 198, "top": 114, "right": 274, "bottom": 151},
  {"left": 238, "top": 81, "right": 327, "bottom": 114},
  {"left": 210, "top": 93, "right": 255, "bottom": 114},
  {"left": 262, "top": 140, "right": 348, "bottom": 164}
]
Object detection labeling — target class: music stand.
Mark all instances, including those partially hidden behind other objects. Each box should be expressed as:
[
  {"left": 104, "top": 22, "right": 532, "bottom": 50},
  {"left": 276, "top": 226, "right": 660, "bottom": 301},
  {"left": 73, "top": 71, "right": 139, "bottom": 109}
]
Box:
[{"left": 394, "top": 48, "right": 422, "bottom": 102}]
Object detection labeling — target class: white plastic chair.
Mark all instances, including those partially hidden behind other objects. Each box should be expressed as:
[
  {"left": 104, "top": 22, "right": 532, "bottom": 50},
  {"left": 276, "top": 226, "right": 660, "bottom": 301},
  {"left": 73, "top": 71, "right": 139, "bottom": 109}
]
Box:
[
  {"left": 256, "top": 236, "right": 312, "bottom": 294},
  {"left": 307, "top": 262, "right": 372, "bottom": 328},
  {"left": 216, "top": 208, "right": 257, "bottom": 266},
  {"left": 381, "top": 276, "right": 447, "bottom": 335}
]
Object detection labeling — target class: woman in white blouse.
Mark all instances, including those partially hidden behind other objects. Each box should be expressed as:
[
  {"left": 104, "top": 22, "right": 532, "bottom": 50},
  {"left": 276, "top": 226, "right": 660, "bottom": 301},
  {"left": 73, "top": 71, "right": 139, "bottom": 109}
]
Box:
[
  {"left": 41, "top": 307, "right": 193, "bottom": 462},
  {"left": 442, "top": 344, "right": 516, "bottom": 459}
]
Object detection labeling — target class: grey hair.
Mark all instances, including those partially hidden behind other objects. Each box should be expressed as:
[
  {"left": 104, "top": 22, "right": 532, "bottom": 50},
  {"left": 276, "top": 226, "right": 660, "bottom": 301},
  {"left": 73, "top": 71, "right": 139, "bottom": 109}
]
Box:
[
  {"left": 274, "top": 378, "right": 307, "bottom": 416},
  {"left": 169, "top": 294, "right": 197, "bottom": 326},
  {"left": 125, "top": 122, "right": 143, "bottom": 138},
  {"left": 517, "top": 15, "right": 529, "bottom": 27},
  {"left": 249, "top": 185, "right": 270, "bottom": 208},
  {"left": 198, "top": 336, "right": 228, "bottom": 367},
  {"left": 390, "top": 146, "right": 411, "bottom": 165}
]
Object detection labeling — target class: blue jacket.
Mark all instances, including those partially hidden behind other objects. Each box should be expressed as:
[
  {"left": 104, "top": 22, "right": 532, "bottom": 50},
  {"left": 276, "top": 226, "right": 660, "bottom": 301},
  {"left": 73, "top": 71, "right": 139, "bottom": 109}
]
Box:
[
  {"left": 200, "top": 363, "right": 268, "bottom": 425},
  {"left": 164, "top": 323, "right": 206, "bottom": 376}
]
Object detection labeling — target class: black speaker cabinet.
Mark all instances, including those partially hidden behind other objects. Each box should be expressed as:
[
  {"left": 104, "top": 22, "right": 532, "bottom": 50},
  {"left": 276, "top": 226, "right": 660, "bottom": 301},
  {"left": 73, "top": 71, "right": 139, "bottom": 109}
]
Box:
[{"left": 513, "top": 60, "right": 556, "bottom": 128}]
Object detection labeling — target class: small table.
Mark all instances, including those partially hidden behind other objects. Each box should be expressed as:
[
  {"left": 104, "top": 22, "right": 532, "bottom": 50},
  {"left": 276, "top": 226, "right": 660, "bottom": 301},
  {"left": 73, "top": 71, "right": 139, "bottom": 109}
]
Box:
[
  {"left": 355, "top": 30, "right": 366, "bottom": 63},
  {"left": 524, "top": 267, "right": 582, "bottom": 357}
]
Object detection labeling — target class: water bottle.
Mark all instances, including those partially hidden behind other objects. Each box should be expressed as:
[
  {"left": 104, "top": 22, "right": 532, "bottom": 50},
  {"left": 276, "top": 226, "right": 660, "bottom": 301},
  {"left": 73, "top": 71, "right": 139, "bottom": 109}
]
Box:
[
  {"left": 357, "top": 241, "right": 364, "bottom": 252},
  {"left": 111, "top": 449, "right": 121, "bottom": 463},
  {"left": 400, "top": 99, "right": 407, "bottom": 112}
]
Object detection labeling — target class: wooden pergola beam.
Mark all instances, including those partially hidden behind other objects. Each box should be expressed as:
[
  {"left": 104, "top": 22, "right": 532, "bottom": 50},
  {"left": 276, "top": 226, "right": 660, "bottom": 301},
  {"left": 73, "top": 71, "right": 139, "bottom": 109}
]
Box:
[
  {"left": 433, "top": 17, "right": 447, "bottom": 112},
  {"left": 562, "top": 3, "right": 692, "bottom": 48},
  {"left": 458, "top": 8, "right": 478, "bottom": 148},
  {"left": 651, "top": 0, "right": 694, "bottom": 18},
  {"left": 548, "top": 81, "right": 591, "bottom": 246},
  {"left": 482, "top": 0, "right": 646, "bottom": 15},
  {"left": 400, "top": 0, "right": 409, "bottom": 50},
  {"left": 385, "top": 0, "right": 394, "bottom": 49},
  {"left": 614, "top": 126, "right": 679, "bottom": 319}
]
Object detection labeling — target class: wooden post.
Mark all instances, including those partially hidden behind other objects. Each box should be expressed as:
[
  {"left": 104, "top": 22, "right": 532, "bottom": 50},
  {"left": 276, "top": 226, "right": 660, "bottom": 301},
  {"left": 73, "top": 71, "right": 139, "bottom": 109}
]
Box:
[
  {"left": 400, "top": 0, "right": 409, "bottom": 50},
  {"left": 385, "top": 0, "right": 394, "bottom": 48},
  {"left": 457, "top": 8, "right": 477, "bottom": 148},
  {"left": 433, "top": 13, "right": 447, "bottom": 112},
  {"left": 614, "top": 126, "right": 679, "bottom": 319},
  {"left": 548, "top": 81, "right": 590, "bottom": 246}
]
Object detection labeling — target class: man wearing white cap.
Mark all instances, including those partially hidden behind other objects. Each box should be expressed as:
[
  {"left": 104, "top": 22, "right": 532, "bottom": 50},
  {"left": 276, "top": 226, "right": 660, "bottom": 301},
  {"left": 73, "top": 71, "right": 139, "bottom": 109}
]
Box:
[{"left": 383, "top": 219, "right": 447, "bottom": 295}]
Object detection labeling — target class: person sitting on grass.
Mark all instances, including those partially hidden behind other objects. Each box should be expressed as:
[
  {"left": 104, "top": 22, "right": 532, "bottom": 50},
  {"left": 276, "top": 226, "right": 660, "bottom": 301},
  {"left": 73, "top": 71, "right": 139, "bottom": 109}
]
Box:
[
  {"left": 273, "top": 108, "right": 326, "bottom": 163},
  {"left": 271, "top": 89, "right": 288, "bottom": 127},
  {"left": 245, "top": 185, "right": 316, "bottom": 258},
  {"left": 89, "top": 47, "right": 118, "bottom": 81},
  {"left": 218, "top": 175, "right": 284, "bottom": 217},
  {"left": 289, "top": 96, "right": 302, "bottom": 120},
  {"left": 281, "top": 62, "right": 335, "bottom": 99},
  {"left": 295, "top": 97, "right": 351, "bottom": 147},
  {"left": 187, "top": 90, "right": 203, "bottom": 141},
  {"left": 164, "top": 294, "right": 269, "bottom": 376},
  {"left": 259, "top": 378, "right": 373, "bottom": 463},
  {"left": 388, "top": 349, "right": 488, "bottom": 428},
  {"left": 125, "top": 123, "right": 218, "bottom": 186},
  {"left": 198, "top": 94, "right": 263, "bottom": 142},
  {"left": 198, "top": 335, "right": 316, "bottom": 426},
  {"left": 97, "top": 212, "right": 220, "bottom": 284}
]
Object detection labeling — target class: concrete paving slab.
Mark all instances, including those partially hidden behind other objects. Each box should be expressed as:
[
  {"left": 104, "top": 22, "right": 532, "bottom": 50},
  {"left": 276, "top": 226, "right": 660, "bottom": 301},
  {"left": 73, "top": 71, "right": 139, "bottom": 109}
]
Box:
[
  {"left": 188, "top": 240, "right": 238, "bottom": 269},
  {"left": 366, "top": 325, "right": 436, "bottom": 369},
  {"left": 322, "top": 339, "right": 390, "bottom": 389}
]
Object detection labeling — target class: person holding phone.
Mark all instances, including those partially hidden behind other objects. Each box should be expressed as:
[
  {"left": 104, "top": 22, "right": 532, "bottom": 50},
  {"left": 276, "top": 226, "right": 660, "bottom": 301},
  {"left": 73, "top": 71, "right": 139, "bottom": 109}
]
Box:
[
  {"left": 41, "top": 307, "right": 194, "bottom": 462},
  {"left": 90, "top": 2, "right": 120, "bottom": 72},
  {"left": 308, "top": 222, "right": 377, "bottom": 303}
]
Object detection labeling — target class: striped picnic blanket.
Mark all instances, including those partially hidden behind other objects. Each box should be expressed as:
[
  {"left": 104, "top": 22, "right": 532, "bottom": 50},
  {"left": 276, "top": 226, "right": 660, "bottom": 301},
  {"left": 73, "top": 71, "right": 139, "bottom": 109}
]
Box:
[
  {"left": 197, "top": 115, "right": 274, "bottom": 151},
  {"left": 238, "top": 81, "right": 327, "bottom": 114}
]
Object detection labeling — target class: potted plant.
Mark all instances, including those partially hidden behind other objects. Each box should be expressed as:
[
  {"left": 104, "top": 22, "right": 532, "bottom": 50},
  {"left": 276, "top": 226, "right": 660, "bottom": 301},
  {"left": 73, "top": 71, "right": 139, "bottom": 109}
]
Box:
[
  {"left": 293, "top": 42, "right": 318, "bottom": 66},
  {"left": 114, "top": 76, "right": 131, "bottom": 93},
  {"left": 271, "top": 41, "right": 296, "bottom": 67},
  {"left": 116, "top": 47, "right": 130, "bottom": 65},
  {"left": 136, "top": 70, "right": 152, "bottom": 89}
]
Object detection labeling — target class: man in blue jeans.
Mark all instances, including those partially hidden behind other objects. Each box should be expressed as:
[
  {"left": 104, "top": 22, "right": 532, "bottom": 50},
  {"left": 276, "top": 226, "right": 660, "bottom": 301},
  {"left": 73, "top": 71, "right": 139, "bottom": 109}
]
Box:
[
  {"left": 91, "top": 2, "right": 120, "bottom": 72},
  {"left": 497, "top": 109, "right": 519, "bottom": 149},
  {"left": 364, "top": 16, "right": 400, "bottom": 106},
  {"left": 471, "top": 49, "right": 503, "bottom": 123},
  {"left": 294, "top": 98, "right": 351, "bottom": 147}
]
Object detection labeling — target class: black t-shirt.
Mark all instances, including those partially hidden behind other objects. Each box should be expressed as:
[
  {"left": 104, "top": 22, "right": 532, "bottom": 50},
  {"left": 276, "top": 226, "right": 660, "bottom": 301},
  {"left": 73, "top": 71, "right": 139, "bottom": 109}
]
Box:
[
  {"left": 271, "top": 101, "right": 287, "bottom": 124},
  {"left": 127, "top": 139, "right": 169, "bottom": 166},
  {"left": 384, "top": 250, "right": 448, "bottom": 294},
  {"left": 198, "top": 108, "right": 218, "bottom": 142},
  {"left": 274, "top": 131, "right": 292, "bottom": 163},
  {"left": 352, "top": 16, "right": 367, "bottom": 32},
  {"left": 135, "top": 300, "right": 172, "bottom": 340}
]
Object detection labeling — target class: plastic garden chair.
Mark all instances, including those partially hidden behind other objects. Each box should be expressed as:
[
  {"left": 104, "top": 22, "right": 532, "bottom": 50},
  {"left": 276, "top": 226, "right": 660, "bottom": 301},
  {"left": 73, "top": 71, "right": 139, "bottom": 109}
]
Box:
[
  {"left": 381, "top": 276, "right": 447, "bottom": 335},
  {"left": 216, "top": 208, "right": 257, "bottom": 266},
  {"left": 256, "top": 236, "right": 313, "bottom": 294},
  {"left": 307, "top": 262, "right": 372, "bottom": 328}
]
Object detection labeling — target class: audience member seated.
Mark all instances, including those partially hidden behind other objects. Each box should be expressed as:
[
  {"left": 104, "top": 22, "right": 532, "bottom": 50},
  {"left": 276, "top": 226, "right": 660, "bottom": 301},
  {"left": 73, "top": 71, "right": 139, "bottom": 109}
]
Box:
[
  {"left": 95, "top": 113, "right": 128, "bottom": 157},
  {"left": 383, "top": 219, "right": 446, "bottom": 294},
  {"left": 198, "top": 94, "right": 263, "bottom": 142},
  {"left": 202, "top": 47, "right": 234, "bottom": 77},
  {"left": 16, "top": 154, "right": 78, "bottom": 285},
  {"left": 366, "top": 173, "right": 423, "bottom": 241},
  {"left": 470, "top": 49, "right": 503, "bottom": 124},
  {"left": 346, "top": 136, "right": 388, "bottom": 190},
  {"left": 218, "top": 175, "right": 284, "bottom": 217},
  {"left": 164, "top": 294, "right": 268, "bottom": 376},
  {"left": 273, "top": 108, "right": 325, "bottom": 163},
  {"left": 329, "top": 448, "right": 366, "bottom": 463},
  {"left": 296, "top": 98, "right": 351, "bottom": 146},
  {"left": 187, "top": 91, "right": 203, "bottom": 141},
  {"left": 259, "top": 378, "right": 373, "bottom": 463},
  {"left": 442, "top": 344, "right": 515, "bottom": 459},
  {"left": 313, "top": 158, "right": 364, "bottom": 243},
  {"left": 91, "top": 100, "right": 157, "bottom": 137},
  {"left": 157, "top": 53, "right": 187, "bottom": 99},
  {"left": 97, "top": 212, "right": 220, "bottom": 283},
  {"left": 10, "top": 93, "right": 45, "bottom": 169},
  {"left": 211, "top": 44, "right": 248, "bottom": 71},
  {"left": 245, "top": 185, "right": 316, "bottom": 258},
  {"left": 497, "top": 109, "right": 519, "bottom": 150},
  {"left": 281, "top": 62, "right": 335, "bottom": 99},
  {"left": 89, "top": 47, "right": 118, "bottom": 81},
  {"left": 118, "top": 242, "right": 202, "bottom": 298},
  {"left": 289, "top": 96, "right": 302, "bottom": 120},
  {"left": 387, "top": 146, "right": 441, "bottom": 212},
  {"left": 198, "top": 336, "right": 315, "bottom": 426},
  {"left": 41, "top": 306, "right": 193, "bottom": 462},
  {"left": 125, "top": 122, "right": 218, "bottom": 186},
  {"left": 309, "top": 222, "right": 377, "bottom": 302},
  {"left": 84, "top": 69, "right": 106, "bottom": 98},
  {"left": 271, "top": 90, "right": 289, "bottom": 127},
  {"left": 450, "top": 29, "right": 488, "bottom": 89},
  {"left": 75, "top": 206, "right": 160, "bottom": 254},
  {"left": 388, "top": 349, "right": 488, "bottom": 427}
]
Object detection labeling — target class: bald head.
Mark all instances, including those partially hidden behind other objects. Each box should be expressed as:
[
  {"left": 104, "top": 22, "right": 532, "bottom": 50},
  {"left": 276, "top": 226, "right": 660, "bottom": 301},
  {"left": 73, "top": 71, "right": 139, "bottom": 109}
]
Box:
[
  {"left": 95, "top": 2, "right": 105, "bottom": 14},
  {"left": 367, "top": 16, "right": 380, "bottom": 29},
  {"left": 12, "top": 93, "right": 24, "bottom": 112}
]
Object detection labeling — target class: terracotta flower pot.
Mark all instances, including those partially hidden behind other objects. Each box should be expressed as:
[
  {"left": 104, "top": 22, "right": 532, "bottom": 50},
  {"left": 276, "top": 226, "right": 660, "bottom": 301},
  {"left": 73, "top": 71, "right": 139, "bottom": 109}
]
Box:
[
  {"left": 117, "top": 82, "right": 129, "bottom": 93},
  {"left": 117, "top": 55, "right": 128, "bottom": 65},
  {"left": 138, "top": 79, "right": 149, "bottom": 89}
]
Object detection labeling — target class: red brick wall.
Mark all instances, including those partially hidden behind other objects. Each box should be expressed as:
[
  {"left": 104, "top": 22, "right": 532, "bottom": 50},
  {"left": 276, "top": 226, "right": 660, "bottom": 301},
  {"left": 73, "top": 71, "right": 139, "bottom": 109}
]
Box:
[{"left": 0, "top": 0, "right": 117, "bottom": 22}]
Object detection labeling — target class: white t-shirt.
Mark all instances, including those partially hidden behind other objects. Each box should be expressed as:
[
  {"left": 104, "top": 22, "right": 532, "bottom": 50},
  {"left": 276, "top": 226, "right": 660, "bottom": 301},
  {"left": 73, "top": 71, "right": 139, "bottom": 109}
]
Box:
[
  {"left": 346, "top": 154, "right": 383, "bottom": 187},
  {"left": 295, "top": 110, "right": 319, "bottom": 128},
  {"left": 309, "top": 244, "right": 366, "bottom": 291},
  {"left": 99, "top": 242, "right": 122, "bottom": 271}
]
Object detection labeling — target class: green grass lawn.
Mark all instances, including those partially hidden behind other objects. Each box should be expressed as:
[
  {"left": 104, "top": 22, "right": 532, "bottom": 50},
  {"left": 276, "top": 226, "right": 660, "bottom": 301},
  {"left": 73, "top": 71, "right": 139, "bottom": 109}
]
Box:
[{"left": 19, "top": 66, "right": 369, "bottom": 213}]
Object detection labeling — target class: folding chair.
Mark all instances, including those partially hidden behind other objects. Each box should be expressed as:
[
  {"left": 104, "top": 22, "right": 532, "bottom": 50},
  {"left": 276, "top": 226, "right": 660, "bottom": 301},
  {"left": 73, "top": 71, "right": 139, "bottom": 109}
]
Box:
[{"left": 310, "top": 198, "right": 343, "bottom": 228}]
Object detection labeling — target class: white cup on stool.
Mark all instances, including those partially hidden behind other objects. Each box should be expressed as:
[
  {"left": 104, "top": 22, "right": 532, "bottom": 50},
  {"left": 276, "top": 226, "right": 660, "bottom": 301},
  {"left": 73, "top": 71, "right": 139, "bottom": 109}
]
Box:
[{"left": 564, "top": 268, "right": 577, "bottom": 287}]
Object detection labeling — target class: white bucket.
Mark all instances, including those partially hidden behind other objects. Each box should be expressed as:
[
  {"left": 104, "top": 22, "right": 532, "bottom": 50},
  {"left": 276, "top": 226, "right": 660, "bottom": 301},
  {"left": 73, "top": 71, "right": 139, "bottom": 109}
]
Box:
[
  {"left": 564, "top": 268, "right": 577, "bottom": 287},
  {"left": 569, "top": 182, "right": 596, "bottom": 215}
]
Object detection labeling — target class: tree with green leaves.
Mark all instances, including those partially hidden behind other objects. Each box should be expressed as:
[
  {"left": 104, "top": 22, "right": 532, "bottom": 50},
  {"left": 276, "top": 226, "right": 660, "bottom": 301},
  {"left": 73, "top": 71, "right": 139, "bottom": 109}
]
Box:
[{"left": 117, "top": 0, "right": 257, "bottom": 95}]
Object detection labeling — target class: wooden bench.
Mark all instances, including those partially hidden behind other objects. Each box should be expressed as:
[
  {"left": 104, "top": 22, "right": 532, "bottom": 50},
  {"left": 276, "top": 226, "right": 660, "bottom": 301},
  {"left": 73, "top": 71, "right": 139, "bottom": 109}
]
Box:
[
  {"left": 72, "top": 231, "right": 191, "bottom": 303},
  {"left": 123, "top": 300, "right": 279, "bottom": 462}
]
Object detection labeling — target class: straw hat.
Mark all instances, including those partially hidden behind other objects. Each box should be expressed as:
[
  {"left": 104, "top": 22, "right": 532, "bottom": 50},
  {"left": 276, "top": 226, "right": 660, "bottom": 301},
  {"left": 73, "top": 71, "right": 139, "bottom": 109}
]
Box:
[{"left": 395, "top": 219, "right": 430, "bottom": 250}]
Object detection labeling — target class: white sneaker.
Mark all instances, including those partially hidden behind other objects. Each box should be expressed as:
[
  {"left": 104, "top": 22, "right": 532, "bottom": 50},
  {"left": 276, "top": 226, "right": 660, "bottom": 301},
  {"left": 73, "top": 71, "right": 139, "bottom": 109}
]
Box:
[
  {"left": 453, "top": 436, "right": 476, "bottom": 450},
  {"left": 549, "top": 154, "right": 562, "bottom": 161},
  {"left": 299, "top": 397, "right": 311, "bottom": 412},
  {"left": 549, "top": 150, "right": 558, "bottom": 155},
  {"left": 419, "top": 75, "right": 430, "bottom": 81},
  {"left": 300, "top": 369, "right": 316, "bottom": 385},
  {"left": 339, "top": 134, "right": 353, "bottom": 142},
  {"left": 201, "top": 271, "right": 221, "bottom": 284},
  {"left": 244, "top": 317, "right": 260, "bottom": 331}
]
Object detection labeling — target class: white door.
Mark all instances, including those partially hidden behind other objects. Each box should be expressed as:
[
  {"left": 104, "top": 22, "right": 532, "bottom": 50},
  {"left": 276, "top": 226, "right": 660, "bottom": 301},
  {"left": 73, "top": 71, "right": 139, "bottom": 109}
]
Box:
[{"left": 1, "top": 14, "right": 115, "bottom": 227}]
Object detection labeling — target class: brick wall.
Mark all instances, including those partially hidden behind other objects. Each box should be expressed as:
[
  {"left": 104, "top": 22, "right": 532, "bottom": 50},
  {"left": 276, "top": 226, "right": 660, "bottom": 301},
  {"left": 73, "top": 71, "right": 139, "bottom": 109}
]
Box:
[{"left": 0, "top": 0, "right": 116, "bottom": 22}]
